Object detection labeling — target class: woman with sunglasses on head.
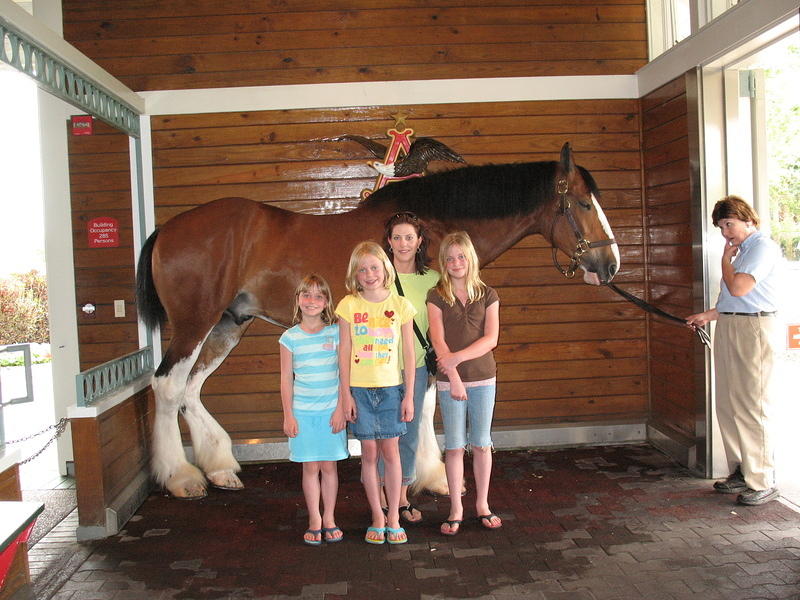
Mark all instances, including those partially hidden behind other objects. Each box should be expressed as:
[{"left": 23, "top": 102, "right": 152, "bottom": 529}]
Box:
[{"left": 377, "top": 211, "right": 440, "bottom": 523}]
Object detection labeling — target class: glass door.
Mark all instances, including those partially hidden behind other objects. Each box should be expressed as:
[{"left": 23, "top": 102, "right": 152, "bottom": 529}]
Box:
[{"left": 723, "top": 33, "right": 800, "bottom": 250}]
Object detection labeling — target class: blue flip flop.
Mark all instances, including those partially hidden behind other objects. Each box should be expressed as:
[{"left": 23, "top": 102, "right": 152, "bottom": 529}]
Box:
[
  {"left": 323, "top": 526, "right": 344, "bottom": 543},
  {"left": 303, "top": 528, "right": 323, "bottom": 546},
  {"left": 365, "top": 526, "right": 385, "bottom": 544},
  {"left": 386, "top": 526, "right": 407, "bottom": 545}
]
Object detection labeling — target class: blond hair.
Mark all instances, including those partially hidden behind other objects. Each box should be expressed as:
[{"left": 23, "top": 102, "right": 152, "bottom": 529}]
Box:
[
  {"left": 344, "top": 241, "right": 396, "bottom": 294},
  {"left": 292, "top": 273, "right": 335, "bottom": 325},
  {"left": 435, "top": 231, "right": 486, "bottom": 306}
]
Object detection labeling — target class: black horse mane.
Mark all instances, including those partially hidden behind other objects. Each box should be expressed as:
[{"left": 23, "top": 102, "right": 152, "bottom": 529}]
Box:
[{"left": 362, "top": 161, "right": 599, "bottom": 221}]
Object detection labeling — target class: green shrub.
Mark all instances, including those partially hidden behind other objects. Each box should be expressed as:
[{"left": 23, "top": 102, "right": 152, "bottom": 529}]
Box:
[
  {"left": 0, "top": 270, "right": 50, "bottom": 345},
  {"left": 0, "top": 348, "right": 51, "bottom": 367}
]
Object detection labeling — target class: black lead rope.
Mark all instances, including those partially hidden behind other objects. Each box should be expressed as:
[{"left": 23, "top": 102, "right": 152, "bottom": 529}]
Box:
[{"left": 606, "top": 283, "right": 711, "bottom": 349}]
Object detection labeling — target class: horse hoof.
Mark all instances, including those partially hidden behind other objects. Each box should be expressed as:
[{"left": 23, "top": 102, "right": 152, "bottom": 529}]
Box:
[
  {"left": 163, "top": 464, "right": 208, "bottom": 499},
  {"left": 169, "top": 490, "right": 206, "bottom": 500},
  {"left": 167, "top": 483, "right": 207, "bottom": 499},
  {"left": 207, "top": 470, "right": 244, "bottom": 491},
  {"left": 426, "top": 480, "right": 451, "bottom": 496},
  {"left": 424, "top": 480, "right": 467, "bottom": 497}
]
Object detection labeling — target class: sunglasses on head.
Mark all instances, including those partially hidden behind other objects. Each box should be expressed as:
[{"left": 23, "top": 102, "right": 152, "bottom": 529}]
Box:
[{"left": 390, "top": 211, "right": 418, "bottom": 222}]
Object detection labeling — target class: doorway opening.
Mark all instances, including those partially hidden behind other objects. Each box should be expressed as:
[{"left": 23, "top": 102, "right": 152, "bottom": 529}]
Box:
[
  {"left": 0, "top": 67, "right": 60, "bottom": 490},
  {"left": 719, "top": 29, "right": 800, "bottom": 504}
]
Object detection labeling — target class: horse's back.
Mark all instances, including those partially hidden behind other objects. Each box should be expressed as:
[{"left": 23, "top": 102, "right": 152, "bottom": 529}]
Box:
[
  {"left": 156, "top": 197, "right": 290, "bottom": 252},
  {"left": 151, "top": 198, "right": 288, "bottom": 321},
  {"left": 159, "top": 197, "right": 272, "bottom": 233}
]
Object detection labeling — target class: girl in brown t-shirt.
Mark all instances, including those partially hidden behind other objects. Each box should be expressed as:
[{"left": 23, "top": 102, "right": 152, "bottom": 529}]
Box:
[{"left": 426, "top": 231, "right": 502, "bottom": 535}]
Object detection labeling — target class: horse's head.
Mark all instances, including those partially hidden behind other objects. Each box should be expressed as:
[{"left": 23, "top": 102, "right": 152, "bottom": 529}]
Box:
[{"left": 549, "top": 143, "right": 620, "bottom": 285}]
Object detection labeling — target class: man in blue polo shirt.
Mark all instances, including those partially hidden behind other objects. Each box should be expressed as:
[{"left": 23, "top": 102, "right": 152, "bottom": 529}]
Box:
[{"left": 687, "top": 195, "right": 783, "bottom": 506}]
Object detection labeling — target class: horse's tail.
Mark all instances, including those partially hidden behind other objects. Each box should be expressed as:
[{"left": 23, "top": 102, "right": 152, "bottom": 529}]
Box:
[{"left": 136, "top": 229, "right": 166, "bottom": 330}]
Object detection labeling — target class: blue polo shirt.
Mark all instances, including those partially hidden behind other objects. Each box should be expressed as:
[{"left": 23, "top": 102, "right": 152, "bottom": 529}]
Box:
[{"left": 716, "top": 230, "right": 781, "bottom": 313}]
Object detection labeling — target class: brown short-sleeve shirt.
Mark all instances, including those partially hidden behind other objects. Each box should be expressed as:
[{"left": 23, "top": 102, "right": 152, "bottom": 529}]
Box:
[{"left": 426, "top": 286, "right": 499, "bottom": 383}]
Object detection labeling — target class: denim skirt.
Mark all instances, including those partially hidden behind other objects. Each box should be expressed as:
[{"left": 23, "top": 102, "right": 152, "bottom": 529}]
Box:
[{"left": 349, "top": 384, "right": 407, "bottom": 441}]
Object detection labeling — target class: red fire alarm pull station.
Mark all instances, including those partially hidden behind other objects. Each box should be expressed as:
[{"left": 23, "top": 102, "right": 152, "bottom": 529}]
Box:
[
  {"left": 71, "top": 115, "right": 93, "bottom": 135},
  {"left": 88, "top": 217, "right": 120, "bottom": 248}
]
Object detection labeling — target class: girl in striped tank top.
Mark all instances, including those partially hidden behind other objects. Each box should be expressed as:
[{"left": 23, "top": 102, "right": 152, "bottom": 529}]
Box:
[{"left": 279, "top": 274, "right": 349, "bottom": 546}]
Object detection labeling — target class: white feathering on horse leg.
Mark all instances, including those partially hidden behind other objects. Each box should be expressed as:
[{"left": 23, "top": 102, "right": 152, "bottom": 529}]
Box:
[
  {"left": 151, "top": 346, "right": 208, "bottom": 498},
  {"left": 183, "top": 367, "right": 242, "bottom": 491},
  {"left": 410, "top": 382, "right": 450, "bottom": 496},
  {"left": 151, "top": 400, "right": 207, "bottom": 498}
]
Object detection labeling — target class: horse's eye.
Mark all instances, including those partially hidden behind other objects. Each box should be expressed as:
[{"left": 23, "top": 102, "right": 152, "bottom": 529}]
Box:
[{"left": 577, "top": 199, "right": 592, "bottom": 210}]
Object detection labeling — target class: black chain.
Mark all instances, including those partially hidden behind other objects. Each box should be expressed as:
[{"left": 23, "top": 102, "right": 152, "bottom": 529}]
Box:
[{"left": 0, "top": 417, "right": 69, "bottom": 464}]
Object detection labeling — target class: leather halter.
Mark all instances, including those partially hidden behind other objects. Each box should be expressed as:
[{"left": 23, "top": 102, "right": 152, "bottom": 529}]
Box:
[
  {"left": 548, "top": 176, "right": 710, "bottom": 349},
  {"left": 550, "top": 176, "right": 617, "bottom": 278}
]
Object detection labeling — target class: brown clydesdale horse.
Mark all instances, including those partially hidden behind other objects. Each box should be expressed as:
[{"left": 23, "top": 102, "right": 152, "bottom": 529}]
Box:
[{"left": 136, "top": 142, "right": 619, "bottom": 498}]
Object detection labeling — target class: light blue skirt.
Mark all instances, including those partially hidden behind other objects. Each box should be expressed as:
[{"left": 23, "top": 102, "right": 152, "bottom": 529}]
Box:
[{"left": 289, "top": 409, "right": 349, "bottom": 463}]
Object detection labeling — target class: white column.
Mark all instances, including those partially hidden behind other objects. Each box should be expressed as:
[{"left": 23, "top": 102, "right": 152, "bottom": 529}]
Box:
[{"left": 35, "top": 0, "right": 78, "bottom": 474}]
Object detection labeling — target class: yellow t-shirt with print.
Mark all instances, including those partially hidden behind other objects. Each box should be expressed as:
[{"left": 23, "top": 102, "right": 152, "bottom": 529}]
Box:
[{"left": 335, "top": 292, "right": 416, "bottom": 388}]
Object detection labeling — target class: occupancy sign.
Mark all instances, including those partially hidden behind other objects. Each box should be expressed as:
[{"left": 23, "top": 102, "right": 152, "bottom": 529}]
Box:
[{"left": 88, "top": 217, "right": 120, "bottom": 248}]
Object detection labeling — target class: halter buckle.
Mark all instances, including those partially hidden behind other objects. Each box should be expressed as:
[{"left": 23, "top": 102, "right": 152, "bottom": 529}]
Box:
[{"left": 575, "top": 238, "right": 591, "bottom": 255}]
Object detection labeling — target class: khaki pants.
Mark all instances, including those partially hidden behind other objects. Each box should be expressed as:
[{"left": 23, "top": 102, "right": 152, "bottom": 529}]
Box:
[{"left": 714, "top": 314, "right": 779, "bottom": 491}]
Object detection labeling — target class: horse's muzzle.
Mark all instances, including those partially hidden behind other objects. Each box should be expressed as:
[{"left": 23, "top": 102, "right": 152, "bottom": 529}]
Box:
[
  {"left": 601, "top": 261, "right": 619, "bottom": 283},
  {"left": 583, "top": 261, "right": 618, "bottom": 286}
]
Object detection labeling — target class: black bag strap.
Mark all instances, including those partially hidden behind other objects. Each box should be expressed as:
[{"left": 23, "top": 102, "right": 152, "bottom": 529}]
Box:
[{"left": 394, "top": 277, "right": 430, "bottom": 350}]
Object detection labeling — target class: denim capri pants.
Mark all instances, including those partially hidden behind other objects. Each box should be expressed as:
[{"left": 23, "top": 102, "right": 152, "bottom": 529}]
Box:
[
  {"left": 438, "top": 383, "right": 496, "bottom": 450},
  {"left": 350, "top": 384, "right": 407, "bottom": 441}
]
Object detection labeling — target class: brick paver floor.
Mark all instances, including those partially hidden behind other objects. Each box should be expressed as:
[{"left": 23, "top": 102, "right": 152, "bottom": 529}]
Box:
[{"left": 43, "top": 444, "right": 800, "bottom": 599}]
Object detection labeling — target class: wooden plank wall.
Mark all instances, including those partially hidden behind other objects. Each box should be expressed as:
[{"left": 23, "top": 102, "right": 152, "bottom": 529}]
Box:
[
  {"left": 62, "top": 0, "right": 647, "bottom": 91},
  {"left": 151, "top": 101, "right": 648, "bottom": 441},
  {"left": 640, "top": 76, "right": 697, "bottom": 440},
  {"left": 0, "top": 544, "right": 30, "bottom": 600},
  {"left": 68, "top": 120, "right": 139, "bottom": 371},
  {"left": 71, "top": 387, "right": 153, "bottom": 529},
  {"left": 0, "top": 463, "right": 22, "bottom": 501},
  {"left": 60, "top": 0, "right": 653, "bottom": 442}
]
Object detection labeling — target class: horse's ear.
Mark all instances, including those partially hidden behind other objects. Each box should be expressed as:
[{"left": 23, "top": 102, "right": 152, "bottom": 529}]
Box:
[{"left": 559, "top": 142, "right": 575, "bottom": 174}]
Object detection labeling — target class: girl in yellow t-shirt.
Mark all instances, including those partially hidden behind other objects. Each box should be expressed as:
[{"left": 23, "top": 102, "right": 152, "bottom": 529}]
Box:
[{"left": 335, "top": 241, "right": 416, "bottom": 545}]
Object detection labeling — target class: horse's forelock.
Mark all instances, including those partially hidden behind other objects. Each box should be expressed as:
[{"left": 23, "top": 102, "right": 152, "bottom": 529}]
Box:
[
  {"left": 364, "top": 162, "right": 559, "bottom": 221},
  {"left": 577, "top": 165, "right": 600, "bottom": 197}
]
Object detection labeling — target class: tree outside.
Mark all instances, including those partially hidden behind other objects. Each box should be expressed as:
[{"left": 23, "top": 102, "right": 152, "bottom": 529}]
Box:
[
  {"left": 0, "top": 269, "right": 50, "bottom": 346},
  {"left": 766, "top": 41, "right": 800, "bottom": 261}
]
